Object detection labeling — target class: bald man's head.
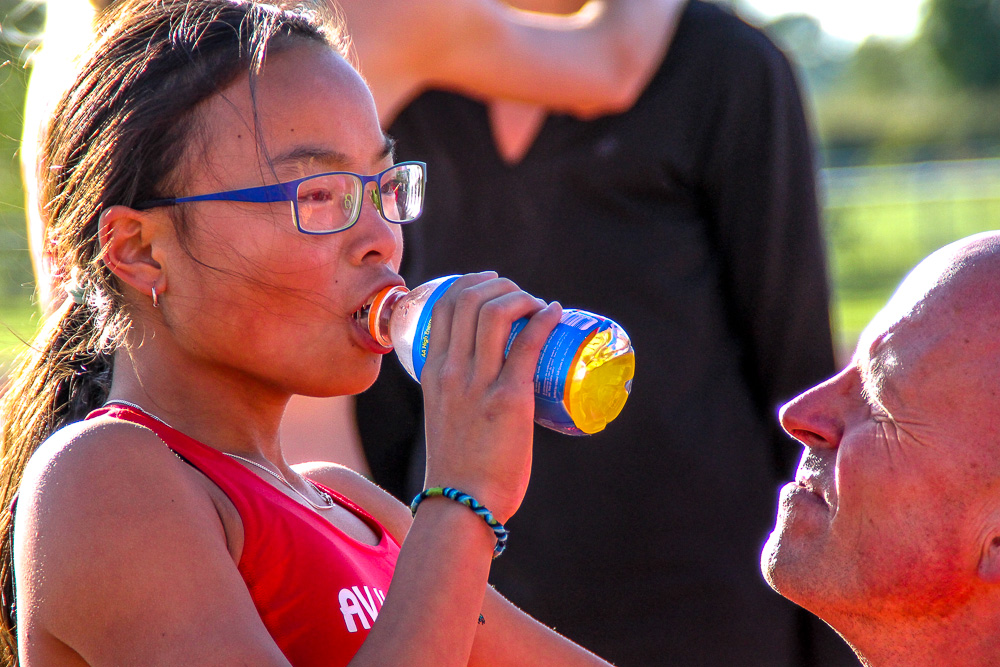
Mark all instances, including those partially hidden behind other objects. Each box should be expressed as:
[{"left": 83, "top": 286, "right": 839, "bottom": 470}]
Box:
[
  {"left": 864, "top": 230, "right": 1000, "bottom": 361},
  {"left": 761, "top": 232, "right": 1000, "bottom": 661}
]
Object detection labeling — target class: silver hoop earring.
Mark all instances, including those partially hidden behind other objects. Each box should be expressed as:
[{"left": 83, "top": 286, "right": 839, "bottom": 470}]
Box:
[{"left": 151, "top": 286, "right": 160, "bottom": 308}]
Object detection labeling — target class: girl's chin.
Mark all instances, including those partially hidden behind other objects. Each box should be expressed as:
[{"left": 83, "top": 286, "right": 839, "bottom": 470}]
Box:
[{"left": 285, "top": 362, "right": 382, "bottom": 399}]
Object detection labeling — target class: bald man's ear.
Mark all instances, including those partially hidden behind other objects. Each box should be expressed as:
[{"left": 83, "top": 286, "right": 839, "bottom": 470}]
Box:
[
  {"left": 99, "top": 205, "right": 167, "bottom": 299},
  {"left": 978, "top": 533, "right": 1000, "bottom": 584}
]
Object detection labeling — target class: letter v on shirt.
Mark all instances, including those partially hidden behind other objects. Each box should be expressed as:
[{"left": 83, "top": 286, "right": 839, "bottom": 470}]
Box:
[{"left": 339, "top": 584, "right": 387, "bottom": 632}]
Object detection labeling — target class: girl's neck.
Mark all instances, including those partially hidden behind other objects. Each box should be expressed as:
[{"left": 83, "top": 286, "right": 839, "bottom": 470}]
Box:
[{"left": 106, "top": 343, "right": 288, "bottom": 463}]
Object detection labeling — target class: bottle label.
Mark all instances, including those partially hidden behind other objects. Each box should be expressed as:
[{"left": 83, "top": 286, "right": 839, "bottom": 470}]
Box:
[
  {"left": 506, "top": 310, "right": 608, "bottom": 436},
  {"left": 411, "top": 276, "right": 461, "bottom": 381},
  {"left": 407, "top": 282, "right": 625, "bottom": 437}
]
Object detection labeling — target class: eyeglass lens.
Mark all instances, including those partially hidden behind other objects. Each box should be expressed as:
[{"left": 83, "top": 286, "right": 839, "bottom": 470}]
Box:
[{"left": 294, "top": 164, "right": 424, "bottom": 233}]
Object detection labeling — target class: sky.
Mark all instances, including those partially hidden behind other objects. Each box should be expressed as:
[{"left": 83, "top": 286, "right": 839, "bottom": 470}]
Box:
[{"left": 740, "top": 0, "right": 927, "bottom": 43}]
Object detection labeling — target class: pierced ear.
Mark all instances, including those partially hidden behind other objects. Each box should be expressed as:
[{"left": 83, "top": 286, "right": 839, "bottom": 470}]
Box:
[
  {"left": 99, "top": 205, "right": 166, "bottom": 298},
  {"left": 978, "top": 533, "right": 1000, "bottom": 584}
]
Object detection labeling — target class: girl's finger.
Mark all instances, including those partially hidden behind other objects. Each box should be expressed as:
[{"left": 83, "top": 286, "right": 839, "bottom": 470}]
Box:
[
  {"left": 471, "top": 291, "right": 549, "bottom": 381},
  {"left": 424, "top": 272, "right": 496, "bottom": 357},
  {"left": 431, "top": 276, "right": 519, "bottom": 367},
  {"left": 496, "top": 301, "right": 562, "bottom": 387}
]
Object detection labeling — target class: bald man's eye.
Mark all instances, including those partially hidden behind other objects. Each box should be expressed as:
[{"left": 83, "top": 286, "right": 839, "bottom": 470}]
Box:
[{"left": 861, "top": 382, "right": 890, "bottom": 420}]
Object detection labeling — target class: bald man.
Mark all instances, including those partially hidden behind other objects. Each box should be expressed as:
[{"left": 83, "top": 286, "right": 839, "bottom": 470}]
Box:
[{"left": 762, "top": 231, "right": 1000, "bottom": 666}]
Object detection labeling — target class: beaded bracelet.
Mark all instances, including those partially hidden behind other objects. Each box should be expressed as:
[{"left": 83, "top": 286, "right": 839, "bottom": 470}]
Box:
[{"left": 410, "top": 487, "right": 508, "bottom": 558}]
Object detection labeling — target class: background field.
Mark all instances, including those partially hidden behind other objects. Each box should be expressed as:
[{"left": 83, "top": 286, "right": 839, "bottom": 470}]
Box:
[
  {"left": 824, "top": 159, "right": 1000, "bottom": 355},
  {"left": 0, "top": 22, "right": 37, "bottom": 375}
]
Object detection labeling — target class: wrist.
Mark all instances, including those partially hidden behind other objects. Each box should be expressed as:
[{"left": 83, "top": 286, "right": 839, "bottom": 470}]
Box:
[{"left": 411, "top": 487, "right": 509, "bottom": 558}]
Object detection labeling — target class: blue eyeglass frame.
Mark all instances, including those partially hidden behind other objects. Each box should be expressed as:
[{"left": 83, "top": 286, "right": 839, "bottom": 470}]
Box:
[{"left": 134, "top": 160, "right": 427, "bottom": 235}]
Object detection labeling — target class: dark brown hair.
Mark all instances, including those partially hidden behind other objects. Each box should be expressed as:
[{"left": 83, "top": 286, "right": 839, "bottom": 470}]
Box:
[{"left": 0, "top": 1, "right": 344, "bottom": 662}]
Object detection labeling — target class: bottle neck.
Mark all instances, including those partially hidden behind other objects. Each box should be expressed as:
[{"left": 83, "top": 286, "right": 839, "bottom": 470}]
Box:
[{"left": 367, "top": 285, "right": 409, "bottom": 348}]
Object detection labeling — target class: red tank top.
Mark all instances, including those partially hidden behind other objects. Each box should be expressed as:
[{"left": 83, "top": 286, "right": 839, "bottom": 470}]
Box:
[{"left": 88, "top": 404, "right": 401, "bottom": 666}]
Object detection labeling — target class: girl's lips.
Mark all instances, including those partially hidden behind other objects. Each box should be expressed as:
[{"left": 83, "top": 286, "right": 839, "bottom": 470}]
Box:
[
  {"left": 351, "top": 279, "right": 404, "bottom": 354},
  {"left": 351, "top": 311, "right": 393, "bottom": 354}
]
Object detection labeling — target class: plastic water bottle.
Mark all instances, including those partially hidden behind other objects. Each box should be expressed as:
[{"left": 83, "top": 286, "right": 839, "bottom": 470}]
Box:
[{"left": 362, "top": 275, "right": 634, "bottom": 435}]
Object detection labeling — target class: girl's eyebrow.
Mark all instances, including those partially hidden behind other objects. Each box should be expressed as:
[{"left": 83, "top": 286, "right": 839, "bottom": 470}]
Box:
[
  {"left": 273, "top": 147, "right": 351, "bottom": 168},
  {"left": 272, "top": 135, "right": 396, "bottom": 170}
]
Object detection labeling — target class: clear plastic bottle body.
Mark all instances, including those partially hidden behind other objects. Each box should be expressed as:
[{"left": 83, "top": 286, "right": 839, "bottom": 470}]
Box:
[
  {"left": 382, "top": 279, "right": 446, "bottom": 379},
  {"left": 367, "top": 276, "right": 634, "bottom": 435}
]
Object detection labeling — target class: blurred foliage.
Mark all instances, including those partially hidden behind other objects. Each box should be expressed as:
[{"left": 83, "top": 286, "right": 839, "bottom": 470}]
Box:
[
  {"left": 762, "top": 10, "right": 1000, "bottom": 167},
  {"left": 0, "top": 1, "right": 39, "bottom": 368},
  {"left": 751, "top": 3, "right": 1000, "bottom": 355},
  {"left": 925, "top": 0, "right": 1000, "bottom": 90},
  {"left": 817, "top": 88, "right": 1000, "bottom": 165}
]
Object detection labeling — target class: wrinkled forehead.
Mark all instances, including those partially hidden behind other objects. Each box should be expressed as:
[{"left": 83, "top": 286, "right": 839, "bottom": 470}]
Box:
[
  {"left": 855, "top": 233, "right": 1000, "bottom": 406},
  {"left": 856, "top": 253, "right": 948, "bottom": 364}
]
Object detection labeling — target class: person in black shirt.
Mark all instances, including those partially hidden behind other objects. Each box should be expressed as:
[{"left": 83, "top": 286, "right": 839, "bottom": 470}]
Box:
[{"left": 357, "top": 1, "right": 857, "bottom": 664}]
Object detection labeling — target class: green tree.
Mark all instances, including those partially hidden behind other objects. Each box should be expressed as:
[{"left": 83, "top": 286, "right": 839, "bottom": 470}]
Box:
[{"left": 923, "top": 0, "right": 1000, "bottom": 89}]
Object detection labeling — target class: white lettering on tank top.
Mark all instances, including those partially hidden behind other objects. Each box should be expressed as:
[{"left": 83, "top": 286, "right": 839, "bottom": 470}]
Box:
[{"left": 339, "top": 584, "right": 387, "bottom": 633}]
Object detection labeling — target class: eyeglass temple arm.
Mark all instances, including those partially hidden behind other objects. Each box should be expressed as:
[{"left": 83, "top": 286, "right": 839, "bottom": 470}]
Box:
[{"left": 135, "top": 182, "right": 296, "bottom": 210}]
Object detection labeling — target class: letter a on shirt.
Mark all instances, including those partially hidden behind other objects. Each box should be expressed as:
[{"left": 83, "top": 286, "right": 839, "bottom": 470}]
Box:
[{"left": 339, "top": 588, "right": 372, "bottom": 632}]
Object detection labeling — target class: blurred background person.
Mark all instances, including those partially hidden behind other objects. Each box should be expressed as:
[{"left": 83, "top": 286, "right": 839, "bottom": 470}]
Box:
[{"left": 355, "top": 1, "right": 858, "bottom": 664}]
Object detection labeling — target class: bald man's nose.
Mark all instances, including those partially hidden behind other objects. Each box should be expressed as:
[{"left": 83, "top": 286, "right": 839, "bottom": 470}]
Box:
[{"left": 779, "top": 371, "right": 851, "bottom": 450}]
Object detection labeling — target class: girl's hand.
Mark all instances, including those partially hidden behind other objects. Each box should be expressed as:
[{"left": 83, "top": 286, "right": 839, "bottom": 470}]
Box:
[{"left": 418, "top": 272, "right": 561, "bottom": 523}]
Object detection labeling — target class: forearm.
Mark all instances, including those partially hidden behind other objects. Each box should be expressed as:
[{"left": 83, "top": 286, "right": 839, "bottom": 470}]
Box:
[
  {"left": 325, "top": 463, "right": 611, "bottom": 665},
  {"left": 470, "top": 586, "right": 614, "bottom": 666},
  {"left": 350, "top": 500, "right": 496, "bottom": 666},
  {"left": 436, "top": 0, "right": 684, "bottom": 116}
]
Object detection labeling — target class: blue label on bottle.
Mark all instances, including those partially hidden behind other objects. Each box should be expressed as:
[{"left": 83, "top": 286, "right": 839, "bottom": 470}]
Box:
[
  {"left": 411, "top": 276, "right": 461, "bottom": 381},
  {"left": 410, "top": 289, "right": 614, "bottom": 436},
  {"left": 506, "top": 309, "right": 608, "bottom": 436}
]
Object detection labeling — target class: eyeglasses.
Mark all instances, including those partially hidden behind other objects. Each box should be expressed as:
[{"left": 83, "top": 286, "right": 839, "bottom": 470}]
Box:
[{"left": 135, "top": 161, "right": 426, "bottom": 235}]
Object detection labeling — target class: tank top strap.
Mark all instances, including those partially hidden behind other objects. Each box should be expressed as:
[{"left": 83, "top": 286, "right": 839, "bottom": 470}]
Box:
[
  {"left": 87, "top": 403, "right": 251, "bottom": 481},
  {"left": 85, "top": 403, "right": 389, "bottom": 547}
]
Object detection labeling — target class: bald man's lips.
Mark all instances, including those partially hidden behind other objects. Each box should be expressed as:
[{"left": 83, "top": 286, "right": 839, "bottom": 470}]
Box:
[{"left": 794, "top": 478, "right": 831, "bottom": 507}]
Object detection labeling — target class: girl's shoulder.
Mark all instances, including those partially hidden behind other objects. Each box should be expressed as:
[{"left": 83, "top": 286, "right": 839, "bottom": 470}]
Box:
[
  {"left": 13, "top": 415, "right": 284, "bottom": 665},
  {"left": 16, "top": 414, "right": 229, "bottom": 557},
  {"left": 23, "top": 414, "right": 190, "bottom": 494}
]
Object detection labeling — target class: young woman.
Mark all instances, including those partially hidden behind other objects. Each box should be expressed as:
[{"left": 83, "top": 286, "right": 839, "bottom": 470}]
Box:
[{"left": 0, "top": 1, "right": 612, "bottom": 664}]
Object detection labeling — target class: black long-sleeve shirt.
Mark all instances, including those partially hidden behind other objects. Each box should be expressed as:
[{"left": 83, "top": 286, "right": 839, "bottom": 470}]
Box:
[{"left": 358, "top": 3, "right": 851, "bottom": 664}]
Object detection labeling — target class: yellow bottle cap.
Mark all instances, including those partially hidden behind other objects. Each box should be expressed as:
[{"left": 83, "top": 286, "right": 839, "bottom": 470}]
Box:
[{"left": 563, "top": 326, "right": 635, "bottom": 434}]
